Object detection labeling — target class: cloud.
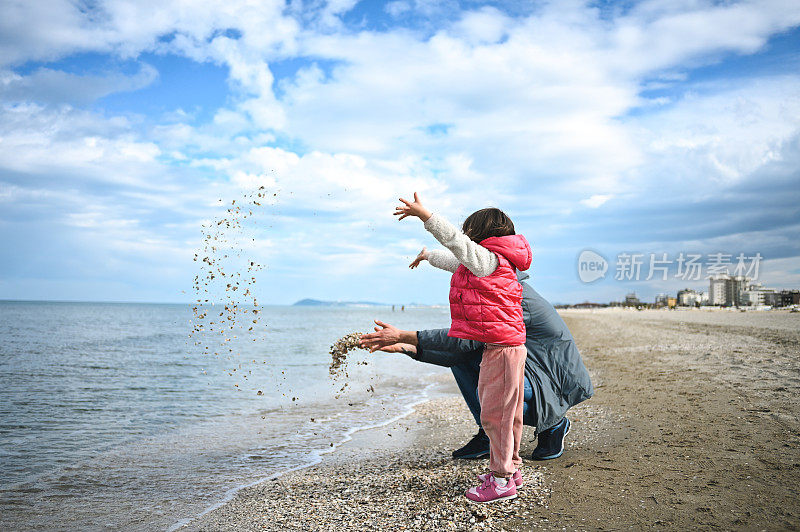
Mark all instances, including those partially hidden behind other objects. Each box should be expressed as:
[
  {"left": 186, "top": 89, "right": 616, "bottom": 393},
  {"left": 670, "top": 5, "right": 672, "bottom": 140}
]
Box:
[
  {"left": 451, "top": 6, "right": 510, "bottom": 45},
  {"left": 0, "top": 104, "right": 164, "bottom": 188},
  {"left": 634, "top": 75, "right": 800, "bottom": 186},
  {"left": 385, "top": 1, "right": 411, "bottom": 18},
  {"left": 580, "top": 194, "right": 613, "bottom": 208},
  {"left": 0, "top": 64, "right": 157, "bottom": 105},
  {"left": 270, "top": 23, "right": 641, "bottom": 209},
  {"left": 758, "top": 256, "right": 800, "bottom": 289},
  {"left": 608, "top": 0, "right": 800, "bottom": 75},
  {"left": 0, "top": 0, "right": 301, "bottom": 67}
]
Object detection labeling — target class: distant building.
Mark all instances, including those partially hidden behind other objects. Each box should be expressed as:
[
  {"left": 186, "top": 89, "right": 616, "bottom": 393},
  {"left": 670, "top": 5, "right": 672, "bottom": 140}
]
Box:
[
  {"left": 764, "top": 291, "right": 782, "bottom": 307},
  {"left": 624, "top": 293, "right": 640, "bottom": 307},
  {"left": 599, "top": 283, "right": 797, "bottom": 309},
  {"left": 773, "top": 290, "right": 800, "bottom": 307},
  {"left": 677, "top": 288, "right": 700, "bottom": 307},
  {"left": 785, "top": 290, "right": 800, "bottom": 306},
  {"left": 740, "top": 283, "right": 774, "bottom": 306},
  {"left": 709, "top": 277, "right": 727, "bottom": 305},
  {"left": 709, "top": 275, "right": 749, "bottom": 306},
  {"left": 652, "top": 294, "right": 676, "bottom": 308}
]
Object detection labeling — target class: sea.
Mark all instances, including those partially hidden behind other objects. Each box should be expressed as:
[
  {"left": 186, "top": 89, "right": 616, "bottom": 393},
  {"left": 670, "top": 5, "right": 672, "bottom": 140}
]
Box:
[{"left": 0, "top": 301, "right": 452, "bottom": 530}]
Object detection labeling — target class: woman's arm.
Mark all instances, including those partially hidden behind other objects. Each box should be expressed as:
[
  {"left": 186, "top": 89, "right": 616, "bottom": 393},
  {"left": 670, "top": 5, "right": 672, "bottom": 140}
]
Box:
[
  {"left": 416, "top": 328, "right": 483, "bottom": 354},
  {"left": 360, "top": 322, "right": 484, "bottom": 368},
  {"left": 359, "top": 320, "right": 418, "bottom": 352},
  {"left": 414, "top": 328, "right": 484, "bottom": 367}
]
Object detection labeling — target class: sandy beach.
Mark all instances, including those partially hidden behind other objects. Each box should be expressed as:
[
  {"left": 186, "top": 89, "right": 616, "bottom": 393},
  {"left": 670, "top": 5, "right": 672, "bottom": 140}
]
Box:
[{"left": 182, "top": 309, "right": 800, "bottom": 531}]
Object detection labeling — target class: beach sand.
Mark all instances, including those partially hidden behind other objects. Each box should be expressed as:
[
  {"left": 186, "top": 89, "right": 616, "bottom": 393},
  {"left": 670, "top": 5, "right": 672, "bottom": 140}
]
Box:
[{"left": 181, "top": 309, "right": 800, "bottom": 531}]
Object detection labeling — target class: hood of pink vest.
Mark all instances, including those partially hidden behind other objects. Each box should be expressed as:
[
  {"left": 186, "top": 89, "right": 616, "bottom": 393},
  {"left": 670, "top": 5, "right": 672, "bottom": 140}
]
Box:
[{"left": 480, "top": 234, "right": 532, "bottom": 271}]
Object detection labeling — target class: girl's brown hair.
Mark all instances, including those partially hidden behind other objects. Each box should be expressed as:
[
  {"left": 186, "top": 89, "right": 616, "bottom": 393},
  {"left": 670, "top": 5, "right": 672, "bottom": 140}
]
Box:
[{"left": 461, "top": 207, "right": 515, "bottom": 244}]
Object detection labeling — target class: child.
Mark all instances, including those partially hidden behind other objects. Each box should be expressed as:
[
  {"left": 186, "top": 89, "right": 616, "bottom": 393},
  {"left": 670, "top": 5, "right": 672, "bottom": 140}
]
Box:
[{"left": 395, "top": 192, "right": 532, "bottom": 503}]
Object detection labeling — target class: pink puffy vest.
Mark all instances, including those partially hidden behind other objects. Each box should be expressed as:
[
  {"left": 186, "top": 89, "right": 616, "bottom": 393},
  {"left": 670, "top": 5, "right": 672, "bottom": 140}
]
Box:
[{"left": 448, "top": 234, "right": 532, "bottom": 345}]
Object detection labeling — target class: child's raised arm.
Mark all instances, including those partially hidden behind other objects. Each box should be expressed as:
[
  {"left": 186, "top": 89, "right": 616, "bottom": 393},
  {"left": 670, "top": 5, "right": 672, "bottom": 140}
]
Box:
[
  {"left": 409, "top": 246, "right": 460, "bottom": 273},
  {"left": 409, "top": 247, "right": 428, "bottom": 269},
  {"left": 427, "top": 249, "right": 461, "bottom": 273},
  {"left": 395, "top": 192, "right": 498, "bottom": 277},
  {"left": 394, "top": 192, "right": 432, "bottom": 222}
]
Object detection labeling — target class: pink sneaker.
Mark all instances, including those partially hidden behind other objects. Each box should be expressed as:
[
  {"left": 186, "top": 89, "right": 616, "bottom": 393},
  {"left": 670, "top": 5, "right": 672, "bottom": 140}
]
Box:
[
  {"left": 465, "top": 474, "right": 517, "bottom": 503},
  {"left": 478, "top": 469, "right": 522, "bottom": 487}
]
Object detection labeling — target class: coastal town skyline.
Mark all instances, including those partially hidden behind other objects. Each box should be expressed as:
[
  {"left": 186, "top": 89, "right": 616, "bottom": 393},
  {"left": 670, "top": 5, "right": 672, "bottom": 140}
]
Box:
[{"left": 561, "top": 276, "right": 800, "bottom": 309}]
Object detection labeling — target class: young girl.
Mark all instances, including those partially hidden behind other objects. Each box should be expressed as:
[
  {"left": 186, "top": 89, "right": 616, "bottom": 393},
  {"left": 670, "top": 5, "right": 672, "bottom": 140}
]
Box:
[{"left": 395, "top": 192, "right": 532, "bottom": 503}]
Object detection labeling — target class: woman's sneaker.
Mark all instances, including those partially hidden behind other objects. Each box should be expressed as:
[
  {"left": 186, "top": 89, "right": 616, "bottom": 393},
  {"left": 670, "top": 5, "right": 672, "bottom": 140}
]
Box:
[
  {"left": 531, "top": 417, "right": 571, "bottom": 460},
  {"left": 477, "top": 469, "right": 522, "bottom": 487},
  {"left": 465, "top": 474, "right": 517, "bottom": 503},
  {"left": 452, "top": 428, "right": 490, "bottom": 459}
]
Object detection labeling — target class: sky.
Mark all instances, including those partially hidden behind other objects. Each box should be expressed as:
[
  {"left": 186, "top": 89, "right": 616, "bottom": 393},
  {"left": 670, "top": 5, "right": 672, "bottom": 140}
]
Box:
[{"left": 1, "top": 0, "right": 799, "bottom": 306}]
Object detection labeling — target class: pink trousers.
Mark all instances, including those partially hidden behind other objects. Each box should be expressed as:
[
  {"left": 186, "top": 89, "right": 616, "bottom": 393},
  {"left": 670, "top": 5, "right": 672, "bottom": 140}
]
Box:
[{"left": 478, "top": 343, "right": 527, "bottom": 478}]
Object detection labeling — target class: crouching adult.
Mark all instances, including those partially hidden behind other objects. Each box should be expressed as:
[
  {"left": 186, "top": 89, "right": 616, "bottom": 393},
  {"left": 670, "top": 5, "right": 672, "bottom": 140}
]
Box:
[{"left": 360, "top": 271, "right": 594, "bottom": 460}]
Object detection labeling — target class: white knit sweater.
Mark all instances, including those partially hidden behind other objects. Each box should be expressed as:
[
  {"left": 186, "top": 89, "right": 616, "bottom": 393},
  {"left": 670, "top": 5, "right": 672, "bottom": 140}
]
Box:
[{"left": 423, "top": 213, "right": 499, "bottom": 278}]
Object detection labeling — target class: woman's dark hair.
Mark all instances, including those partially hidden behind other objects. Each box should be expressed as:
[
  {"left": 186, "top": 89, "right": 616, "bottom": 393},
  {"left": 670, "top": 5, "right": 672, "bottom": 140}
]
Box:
[{"left": 461, "top": 207, "right": 515, "bottom": 243}]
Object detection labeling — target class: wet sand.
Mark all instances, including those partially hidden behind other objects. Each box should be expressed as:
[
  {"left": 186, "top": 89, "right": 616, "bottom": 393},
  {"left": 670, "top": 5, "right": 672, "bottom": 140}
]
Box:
[{"left": 182, "top": 309, "right": 800, "bottom": 531}]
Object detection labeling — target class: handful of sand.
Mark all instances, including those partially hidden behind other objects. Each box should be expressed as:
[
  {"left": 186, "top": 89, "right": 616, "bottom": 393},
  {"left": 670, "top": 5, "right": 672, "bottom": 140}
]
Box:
[{"left": 328, "top": 332, "right": 368, "bottom": 378}]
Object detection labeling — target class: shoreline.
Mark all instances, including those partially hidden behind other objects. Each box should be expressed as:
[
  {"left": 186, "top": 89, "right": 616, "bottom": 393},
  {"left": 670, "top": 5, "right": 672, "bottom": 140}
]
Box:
[
  {"left": 179, "top": 393, "right": 567, "bottom": 531},
  {"left": 182, "top": 309, "right": 800, "bottom": 531},
  {"left": 171, "top": 377, "right": 451, "bottom": 531}
]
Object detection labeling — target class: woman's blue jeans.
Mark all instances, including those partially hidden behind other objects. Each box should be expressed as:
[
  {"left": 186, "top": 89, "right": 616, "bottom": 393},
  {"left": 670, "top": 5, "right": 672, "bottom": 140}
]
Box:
[{"left": 450, "top": 349, "right": 533, "bottom": 428}]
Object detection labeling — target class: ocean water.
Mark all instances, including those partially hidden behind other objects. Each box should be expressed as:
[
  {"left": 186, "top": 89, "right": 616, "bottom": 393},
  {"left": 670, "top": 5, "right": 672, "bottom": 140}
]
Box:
[{"left": 0, "top": 301, "right": 451, "bottom": 530}]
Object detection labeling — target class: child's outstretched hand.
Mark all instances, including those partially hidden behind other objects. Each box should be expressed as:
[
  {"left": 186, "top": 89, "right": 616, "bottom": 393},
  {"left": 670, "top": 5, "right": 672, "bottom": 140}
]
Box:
[
  {"left": 394, "top": 192, "right": 432, "bottom": 222},
  {"left": 409, "top": 247, "right": 429, "bottom": 269}
]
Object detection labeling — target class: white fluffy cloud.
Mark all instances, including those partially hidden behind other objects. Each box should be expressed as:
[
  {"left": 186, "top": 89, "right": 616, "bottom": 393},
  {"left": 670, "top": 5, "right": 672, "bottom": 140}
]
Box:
[
  {"left": 0, "top": 64, "right": 157, "bottom": 105},
  {"left": 0, "top": 0, "right": 299, "bottom": 66},
  {"left": 606, "top": 0, "right": 800, "bottom": 75}
]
